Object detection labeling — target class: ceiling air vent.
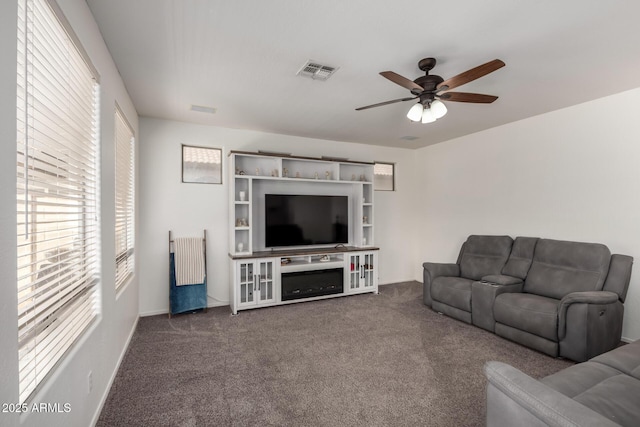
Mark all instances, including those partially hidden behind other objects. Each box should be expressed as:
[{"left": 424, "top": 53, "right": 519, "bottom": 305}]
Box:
[
  {"left": 190, "top": 104, "right": 217, "bottom": 114},
  {"left": 297, "top": 60, "right": 339, "bottom": 81}
]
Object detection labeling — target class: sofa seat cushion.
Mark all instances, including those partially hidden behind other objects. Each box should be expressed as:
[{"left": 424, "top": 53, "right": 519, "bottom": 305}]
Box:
[
  {"left": 573, "top": 375, "right": 640, "bottom": 426},
  {"left": 541, "top": 361, "right": 623, "bottom": 397},
  {"left": 494, "top": 293, "right": 559, "bottom": 341},
  {"left": 431, "top": 276, "right": 474, "bottom": 312},
  {"left": 591, "top": 340, "right": 640, "bottom": 380},
  {"left": 539, "top": 341, "right": 640, "bottom": 426}
]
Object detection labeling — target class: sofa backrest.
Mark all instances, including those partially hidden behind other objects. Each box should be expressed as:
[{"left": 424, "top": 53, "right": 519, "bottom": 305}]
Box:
[
  {"left": 524, "top": 239, "right": 611, "bottom": 299},
  {"left": 459, "top": 235, "right": 513, "bottom": 280},
  {"left": 501, "top": 237, "right": 539, "bottom": 279}
]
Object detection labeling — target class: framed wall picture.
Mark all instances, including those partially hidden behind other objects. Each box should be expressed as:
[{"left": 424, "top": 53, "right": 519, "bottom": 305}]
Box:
[{"left": 182, "top": 145, "right": 222, "bottom": 184}]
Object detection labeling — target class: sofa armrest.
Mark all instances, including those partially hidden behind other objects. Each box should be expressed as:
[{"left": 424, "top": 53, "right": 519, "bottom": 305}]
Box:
[
  {"left": 422, "top": 262, "right": 459, "bottom": 307},
  {"left": 485, "top": 361, "right": 619, "bottom": 427},
  {"left": 422, "top": 262, "right": 460, "bottom": 278},
  {"left": 558, "top": 291, "right": 619, "bottom": 340}
]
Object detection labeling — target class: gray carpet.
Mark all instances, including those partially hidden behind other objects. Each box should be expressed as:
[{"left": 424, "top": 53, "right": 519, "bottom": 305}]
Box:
[{"left": 97, "top": 281, "right": 573, "bottom": 426}]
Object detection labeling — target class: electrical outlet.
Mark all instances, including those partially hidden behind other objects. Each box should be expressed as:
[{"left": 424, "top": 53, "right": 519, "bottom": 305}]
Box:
[{"left": 87, "top": 371, "right": 93, "bottom": 393}]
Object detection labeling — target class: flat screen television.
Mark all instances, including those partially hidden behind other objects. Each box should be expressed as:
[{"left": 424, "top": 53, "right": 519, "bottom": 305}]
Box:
[{"left": 265, "top": 194, "right": 348, "bottom": 248}]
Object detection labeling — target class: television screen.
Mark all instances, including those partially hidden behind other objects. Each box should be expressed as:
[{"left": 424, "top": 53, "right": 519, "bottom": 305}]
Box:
[{"left": 265, "top": 194, "right": 348, "bottom": 247}]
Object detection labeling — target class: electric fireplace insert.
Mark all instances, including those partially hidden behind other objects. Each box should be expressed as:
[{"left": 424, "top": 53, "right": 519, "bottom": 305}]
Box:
[{"left": 281, "top": 268, "right": 344, "bottom": 301}]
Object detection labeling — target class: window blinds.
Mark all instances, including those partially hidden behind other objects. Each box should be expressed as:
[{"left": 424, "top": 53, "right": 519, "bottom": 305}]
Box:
[
  {"left": 115, "top": 109, "right": 134, "bottom": 290},
  {"left": 16, "top": 0, "right": 100, "bottom": 403}
]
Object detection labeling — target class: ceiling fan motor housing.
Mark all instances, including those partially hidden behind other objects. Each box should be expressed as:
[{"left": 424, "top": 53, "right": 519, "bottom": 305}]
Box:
[
  {"left": 413, "top": 75, "right": 444, "bottom": 94},
  {"left": 412, "top": 57, "right": 443, "bottom": 95}
]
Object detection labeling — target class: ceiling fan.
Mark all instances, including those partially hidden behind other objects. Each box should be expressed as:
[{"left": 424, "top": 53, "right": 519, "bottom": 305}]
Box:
[{"left": 355, "top": 57, "right": 505, "bottom": 123}]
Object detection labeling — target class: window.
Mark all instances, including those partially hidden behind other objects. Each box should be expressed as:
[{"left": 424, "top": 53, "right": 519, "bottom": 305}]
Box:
[
  {"left": 182, "top": 145, "right": 222, "bottom": 184},
  {"left": 374, "top": 162, "right": 395, "bottom": 191},
  {"left": 16, "top": 0, "right": 100, "bottom": 403},
  {"left": 115, "top": 108, "right": 135, "bottom": 290}
]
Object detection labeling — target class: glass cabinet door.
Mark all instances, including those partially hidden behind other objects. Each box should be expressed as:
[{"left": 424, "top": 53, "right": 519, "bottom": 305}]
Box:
[
  {"left": 257, "top": 260, "right": 276, "bottom": 304},
  {"left": 238, "top": 262, "right": 255, "bottom": 306},
  {"left": 362, "top": 253, "right": 375, "bottom": 289},
  {"left": 349, "top": 254, "right": 361, "bottom": 291},
  {"left": 348, "top": 253, "right": 376, "bottom": 292}
]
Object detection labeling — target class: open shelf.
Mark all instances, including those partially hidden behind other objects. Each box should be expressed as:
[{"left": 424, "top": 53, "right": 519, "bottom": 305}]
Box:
[
  {"left": 282, "top": 158, "right": 339, "bottom": 180},
  {"left": 279, "top": 253, "right": 345, "bottom": 272}
]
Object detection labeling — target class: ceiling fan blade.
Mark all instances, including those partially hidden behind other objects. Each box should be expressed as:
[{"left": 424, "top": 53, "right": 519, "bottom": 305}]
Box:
[
  {"left": 436, "top": 59, "right": 505, "bottom": 91},
  {"left": 355, "top": 96, "right": 417, "bottom": 111},
  {"left": 380, "top": 71, "right": 424, "bottom": 92},
  {"left": 438, "top": 92, "right": 498, "bottom": 103}
]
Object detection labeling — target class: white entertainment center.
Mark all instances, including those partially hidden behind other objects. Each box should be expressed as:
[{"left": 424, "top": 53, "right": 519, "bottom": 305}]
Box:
[{"left": 228, "top": 151, "right": 379, "bottom": 314}]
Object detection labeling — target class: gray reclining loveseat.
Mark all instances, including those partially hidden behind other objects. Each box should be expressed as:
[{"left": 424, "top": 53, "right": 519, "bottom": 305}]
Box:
[
  {"left": 423, "top": 235, "right": 633, "bottom": 362},
  {"left": 485, "top": 339, "right": 640, "bottom": 426}
]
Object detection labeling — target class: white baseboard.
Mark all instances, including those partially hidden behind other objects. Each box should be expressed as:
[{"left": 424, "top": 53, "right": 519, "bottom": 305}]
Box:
[
  {"left": 140, "top": 300, "right": 229, "bottom": 318},
  {"left": 139, "top": 308, "right": 169, "bottom": 317},
  {"left": 90, "top": 315, "right": 139, "bottom": 427},
  {"left": 378, "top": 279, "right": 418, "bottom": 286}
]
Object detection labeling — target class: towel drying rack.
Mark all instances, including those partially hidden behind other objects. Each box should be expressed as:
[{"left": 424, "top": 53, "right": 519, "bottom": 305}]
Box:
[{"left": 168, "top": 230, "right": 208, "bottom": 317}]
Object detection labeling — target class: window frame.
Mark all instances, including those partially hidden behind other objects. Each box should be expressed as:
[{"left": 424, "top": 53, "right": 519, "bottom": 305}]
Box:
[
  {"left": 114, "top": 106, "right": 135, "bottom": 292},
  {"left": 181, "top": 144, "right": 223, "bottom": 184},
  {"left": 373, "top": 161, "right": 396, "bottom": 191}
]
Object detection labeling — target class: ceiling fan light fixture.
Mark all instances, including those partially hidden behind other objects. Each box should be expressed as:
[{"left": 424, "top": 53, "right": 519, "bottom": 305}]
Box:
[
  {"left": 430, "top": 99, "right": 447, "bottom": 119},
  {"left": 407, "top": 103, "right": 423, "bottom": 122},
  {"left": 421, "top": 107, "right": 436, "bottom": 124}
]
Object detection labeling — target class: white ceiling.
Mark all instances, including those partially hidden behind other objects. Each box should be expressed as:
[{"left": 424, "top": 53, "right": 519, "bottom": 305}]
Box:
[{"left": 86, "top": 0, "right": 640, "bottom": 149}]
